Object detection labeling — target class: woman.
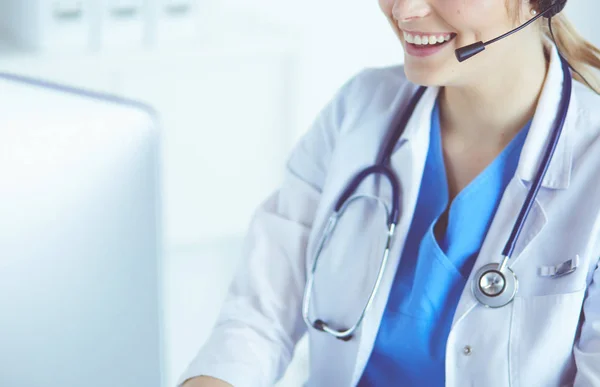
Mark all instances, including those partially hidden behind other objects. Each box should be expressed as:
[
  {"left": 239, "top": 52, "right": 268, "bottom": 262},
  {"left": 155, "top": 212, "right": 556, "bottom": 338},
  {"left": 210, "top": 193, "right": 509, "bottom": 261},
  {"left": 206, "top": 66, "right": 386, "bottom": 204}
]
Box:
[{"left": 180, "top": 0, "right": 600, "bottom": 385}]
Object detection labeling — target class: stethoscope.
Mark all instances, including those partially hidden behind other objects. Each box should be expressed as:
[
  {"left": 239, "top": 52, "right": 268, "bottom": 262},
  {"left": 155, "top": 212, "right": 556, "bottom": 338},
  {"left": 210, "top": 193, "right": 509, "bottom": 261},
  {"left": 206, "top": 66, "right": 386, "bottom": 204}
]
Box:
[{"left": 302, "top": 54, "right": 572, "bottom": 341}]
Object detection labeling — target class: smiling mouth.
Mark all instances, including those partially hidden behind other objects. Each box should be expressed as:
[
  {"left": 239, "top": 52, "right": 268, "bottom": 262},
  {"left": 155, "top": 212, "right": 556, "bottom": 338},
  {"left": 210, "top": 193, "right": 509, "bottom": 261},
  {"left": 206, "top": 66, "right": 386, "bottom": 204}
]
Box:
[{"left": 403, "top": 31, "right": 457, "bottom": 47}]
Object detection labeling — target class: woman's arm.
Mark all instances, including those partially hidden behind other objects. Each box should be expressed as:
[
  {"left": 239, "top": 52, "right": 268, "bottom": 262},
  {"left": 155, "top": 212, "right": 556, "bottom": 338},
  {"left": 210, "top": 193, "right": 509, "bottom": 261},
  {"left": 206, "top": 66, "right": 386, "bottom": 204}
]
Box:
[
  {"left": 573, "top": 258, "right": 600, "bottom": 386},
  {"left": 181, "top": 376, "right": 233, "bottom": 387}
]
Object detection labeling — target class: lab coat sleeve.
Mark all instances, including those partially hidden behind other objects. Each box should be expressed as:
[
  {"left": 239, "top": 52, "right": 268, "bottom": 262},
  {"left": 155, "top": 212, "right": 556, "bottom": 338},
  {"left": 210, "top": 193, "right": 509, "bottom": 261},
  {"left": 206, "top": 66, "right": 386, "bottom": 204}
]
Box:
[
  {"left": 573, "top": 258, "right": 600, "bottom": 386},
  {"left": 177, "top": 70, "right": 370, "bottom": 387}
]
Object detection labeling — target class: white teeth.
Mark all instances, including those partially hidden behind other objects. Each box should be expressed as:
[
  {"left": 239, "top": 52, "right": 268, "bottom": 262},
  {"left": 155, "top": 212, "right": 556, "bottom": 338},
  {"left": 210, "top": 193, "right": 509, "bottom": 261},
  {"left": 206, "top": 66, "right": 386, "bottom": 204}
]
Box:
[{"left": 403, "top": 31, "right": 453, "bottom": 46}]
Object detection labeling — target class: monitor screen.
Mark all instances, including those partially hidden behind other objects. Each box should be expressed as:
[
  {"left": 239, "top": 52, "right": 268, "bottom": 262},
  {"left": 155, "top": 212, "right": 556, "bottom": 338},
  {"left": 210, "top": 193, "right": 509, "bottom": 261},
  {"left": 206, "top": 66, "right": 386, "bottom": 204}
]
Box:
[{"left": 0, "top": 74, "right": 163, "bottom": 387}]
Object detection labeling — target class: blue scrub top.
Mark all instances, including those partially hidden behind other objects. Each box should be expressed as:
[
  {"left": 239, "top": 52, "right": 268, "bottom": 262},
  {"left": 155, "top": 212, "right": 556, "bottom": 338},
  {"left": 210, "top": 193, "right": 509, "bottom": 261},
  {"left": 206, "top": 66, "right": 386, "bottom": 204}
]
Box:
[{"left": 358, "top": 98, "right": 531, "bottom": 386}]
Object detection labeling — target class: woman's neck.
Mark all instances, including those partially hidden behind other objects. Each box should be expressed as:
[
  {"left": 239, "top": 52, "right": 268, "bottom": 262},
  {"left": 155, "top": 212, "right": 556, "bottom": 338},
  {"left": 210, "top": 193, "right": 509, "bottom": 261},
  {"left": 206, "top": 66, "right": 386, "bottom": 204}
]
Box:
[{"left": 438, "top": 42, "right": 549, "bottom": 148}]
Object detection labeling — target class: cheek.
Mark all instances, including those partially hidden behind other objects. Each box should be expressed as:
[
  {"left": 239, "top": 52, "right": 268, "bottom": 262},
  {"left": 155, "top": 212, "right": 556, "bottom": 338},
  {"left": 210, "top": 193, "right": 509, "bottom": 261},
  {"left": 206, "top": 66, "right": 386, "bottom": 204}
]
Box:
[
  {"left": 442, "top": 0, "right": 510, "bottom": 36},
  {"left": 378, "top": 0, "right": 393, "bottom": 17},
  {"left": 458, "top": 0, "right": 502, "bottom": 15},
  {"left": 379, "top": 0, "right": 404, "bottom": 40}
]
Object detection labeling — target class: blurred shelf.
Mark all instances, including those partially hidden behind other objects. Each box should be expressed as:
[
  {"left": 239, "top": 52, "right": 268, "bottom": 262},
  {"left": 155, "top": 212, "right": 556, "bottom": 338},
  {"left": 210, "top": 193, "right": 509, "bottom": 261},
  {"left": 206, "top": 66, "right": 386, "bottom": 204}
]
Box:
[{"left": 0, "top": 8, "right": 301, "bottom": 63}]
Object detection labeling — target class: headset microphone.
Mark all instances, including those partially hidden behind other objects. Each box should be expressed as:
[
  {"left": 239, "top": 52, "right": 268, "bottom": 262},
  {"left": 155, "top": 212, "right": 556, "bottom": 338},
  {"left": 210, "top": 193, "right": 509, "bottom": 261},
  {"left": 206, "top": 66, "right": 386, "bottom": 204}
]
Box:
[{"left": 455, "top": 0, "right": 567, "bottom": 62}]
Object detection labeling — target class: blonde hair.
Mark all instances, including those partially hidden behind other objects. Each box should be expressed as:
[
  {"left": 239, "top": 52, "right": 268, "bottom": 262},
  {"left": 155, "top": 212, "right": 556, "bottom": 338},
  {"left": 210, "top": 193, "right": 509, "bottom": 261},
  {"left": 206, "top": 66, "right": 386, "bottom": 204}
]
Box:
[
  {"left": 542, "top": 14, "right": 600, "bottom": 94},
  {"left": 507, "top": 0, "right": 600, "bottom": 94}
]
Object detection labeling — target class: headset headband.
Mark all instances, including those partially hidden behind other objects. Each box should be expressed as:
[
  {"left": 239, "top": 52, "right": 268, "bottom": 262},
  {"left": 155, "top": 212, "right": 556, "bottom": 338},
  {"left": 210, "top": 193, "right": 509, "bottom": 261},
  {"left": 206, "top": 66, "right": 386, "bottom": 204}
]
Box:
[{"left": 537, "top": 0, "right": 567, "bottom": 18}]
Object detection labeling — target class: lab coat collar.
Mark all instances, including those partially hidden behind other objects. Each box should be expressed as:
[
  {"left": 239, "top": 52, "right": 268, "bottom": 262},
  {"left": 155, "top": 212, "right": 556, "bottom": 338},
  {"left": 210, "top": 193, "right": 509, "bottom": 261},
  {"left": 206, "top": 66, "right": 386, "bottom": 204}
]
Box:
[
  {"left": 393, "top": 85, "right": 439, "bottom": 148},
  {"left": 515, "top": 41, "right": 576, "bottom": 190}
]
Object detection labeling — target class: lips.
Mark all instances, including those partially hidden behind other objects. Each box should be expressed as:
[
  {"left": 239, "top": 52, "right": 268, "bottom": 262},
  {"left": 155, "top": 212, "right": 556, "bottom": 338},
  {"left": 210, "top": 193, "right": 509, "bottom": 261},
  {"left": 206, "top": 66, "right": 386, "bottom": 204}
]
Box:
[
  {"left": 403, "top": 31, "right": 456, "bottom": 46},
  {"left": 402, "top": 31, "right": 457, "bottom": 58}
]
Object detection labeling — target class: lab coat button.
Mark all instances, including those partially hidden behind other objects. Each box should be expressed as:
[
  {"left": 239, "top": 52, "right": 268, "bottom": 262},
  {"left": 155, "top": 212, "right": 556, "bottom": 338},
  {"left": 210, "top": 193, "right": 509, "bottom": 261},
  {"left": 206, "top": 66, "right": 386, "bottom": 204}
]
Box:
[{"left": 463, "top": 345, "right": 472, "bottom": 356}]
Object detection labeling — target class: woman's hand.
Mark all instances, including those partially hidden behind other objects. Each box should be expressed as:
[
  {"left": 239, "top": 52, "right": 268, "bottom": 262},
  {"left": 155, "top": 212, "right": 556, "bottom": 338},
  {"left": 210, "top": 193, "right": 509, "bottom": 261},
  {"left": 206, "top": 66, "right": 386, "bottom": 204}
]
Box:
[{"left": 182, "top": 376, "right": 233, "bottom": 387}]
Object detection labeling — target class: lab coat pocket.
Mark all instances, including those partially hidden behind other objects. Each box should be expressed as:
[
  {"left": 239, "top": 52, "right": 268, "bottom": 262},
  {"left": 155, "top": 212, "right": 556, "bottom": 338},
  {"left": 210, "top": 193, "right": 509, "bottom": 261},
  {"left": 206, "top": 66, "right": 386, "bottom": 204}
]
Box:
[
  {"left": 510, "top": 289, "right": 586, "bottom": 387},
  {"left": 514, "top": 251, "right": 590, "bottom": 297}
]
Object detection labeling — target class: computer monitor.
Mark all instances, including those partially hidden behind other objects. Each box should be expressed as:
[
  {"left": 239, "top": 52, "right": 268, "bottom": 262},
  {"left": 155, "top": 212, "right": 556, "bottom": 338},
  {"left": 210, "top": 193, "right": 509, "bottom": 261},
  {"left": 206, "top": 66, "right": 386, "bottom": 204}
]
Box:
[{"left": 0, "top": 73, "right": 163, "bottom": 387}]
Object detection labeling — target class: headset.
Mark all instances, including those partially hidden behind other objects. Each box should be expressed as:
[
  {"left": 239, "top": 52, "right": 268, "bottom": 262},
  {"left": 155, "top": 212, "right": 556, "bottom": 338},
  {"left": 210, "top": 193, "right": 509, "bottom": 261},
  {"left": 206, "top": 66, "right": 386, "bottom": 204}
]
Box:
[
  {"left": 456, "top": 0, "right": 596, "bottom": 94},
  {"left": 456, "top": 0, "right": 567, "bottom": 61},
  {"left": 540, "top": 0, "right": 568, "bottom": 18}
]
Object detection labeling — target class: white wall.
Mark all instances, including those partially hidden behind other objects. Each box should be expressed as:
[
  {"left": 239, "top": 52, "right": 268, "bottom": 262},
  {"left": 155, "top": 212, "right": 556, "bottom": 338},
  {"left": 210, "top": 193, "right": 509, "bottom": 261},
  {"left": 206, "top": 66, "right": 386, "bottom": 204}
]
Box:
[
  {"left": 221, "top": 0, "right": 405, "bottom": 139},
  {"left": 565, "top": 0, "right": 600, "bottom": 47}
]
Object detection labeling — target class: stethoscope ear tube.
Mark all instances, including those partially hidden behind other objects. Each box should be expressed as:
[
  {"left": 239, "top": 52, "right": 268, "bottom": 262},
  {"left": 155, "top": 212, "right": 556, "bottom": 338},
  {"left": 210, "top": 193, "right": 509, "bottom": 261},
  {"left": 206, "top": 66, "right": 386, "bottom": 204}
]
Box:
[
  {"left": 500, "top": 55, "right": 572, "bottom": 259},
  {"left": 472, "top": 54, "right": 572, "bottom": 307},
  {"left": 333, "top": 165, "right": 401, "bottom": 225},
  {"left": 377, "top": 86, "right": 428, "bottom": 166}
]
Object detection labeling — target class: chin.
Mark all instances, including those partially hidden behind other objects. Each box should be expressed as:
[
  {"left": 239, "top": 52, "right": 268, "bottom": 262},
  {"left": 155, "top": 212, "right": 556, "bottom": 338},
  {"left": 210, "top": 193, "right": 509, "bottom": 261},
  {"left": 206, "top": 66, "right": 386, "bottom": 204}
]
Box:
[{"left": 403, "top": 63, "right": 445, "bottom": 87}]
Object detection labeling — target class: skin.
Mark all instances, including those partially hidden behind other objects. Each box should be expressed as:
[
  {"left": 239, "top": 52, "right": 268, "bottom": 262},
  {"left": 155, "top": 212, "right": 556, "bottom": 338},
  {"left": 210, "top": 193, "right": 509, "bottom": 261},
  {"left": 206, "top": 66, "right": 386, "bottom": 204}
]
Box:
[
  {"left": 379, "top": 0, "right": 549, "bottom": 237},
  {"left": 182, "top": 376, "right": 232, "bottom": 387},
  {"left": 183, "top": 1, "right": 550, "bottom": 385}
]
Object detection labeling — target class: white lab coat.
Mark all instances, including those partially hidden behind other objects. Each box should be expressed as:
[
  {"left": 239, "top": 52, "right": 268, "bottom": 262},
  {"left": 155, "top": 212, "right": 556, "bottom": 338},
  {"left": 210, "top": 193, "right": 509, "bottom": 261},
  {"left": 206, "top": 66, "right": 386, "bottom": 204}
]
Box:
[{"left": 179, "top": 43, "right": 600, "bottom": 386}]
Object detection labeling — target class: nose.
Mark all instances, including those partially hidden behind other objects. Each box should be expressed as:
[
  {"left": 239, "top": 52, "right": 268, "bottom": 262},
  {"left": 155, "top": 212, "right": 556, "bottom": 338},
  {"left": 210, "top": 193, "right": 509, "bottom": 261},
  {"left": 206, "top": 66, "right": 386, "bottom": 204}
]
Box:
[{"left": 392, "top": 0, "right": 431, "bottom": 23}]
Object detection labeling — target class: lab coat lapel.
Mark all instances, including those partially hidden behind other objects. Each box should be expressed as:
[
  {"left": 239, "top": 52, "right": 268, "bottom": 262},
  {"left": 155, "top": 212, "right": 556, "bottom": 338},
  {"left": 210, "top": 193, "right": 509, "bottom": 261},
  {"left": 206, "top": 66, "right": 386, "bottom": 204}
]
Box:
[
  {"left": 351, "top": 85, "right": 440, "bottom": 384},
  {"left": 450, "top": 43, "right": 576, "bottom": 329}
]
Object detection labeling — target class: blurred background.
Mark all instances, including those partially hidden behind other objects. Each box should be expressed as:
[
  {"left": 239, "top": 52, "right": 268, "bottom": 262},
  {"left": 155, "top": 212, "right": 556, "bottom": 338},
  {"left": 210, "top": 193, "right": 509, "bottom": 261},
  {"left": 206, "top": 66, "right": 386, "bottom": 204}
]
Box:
[{"left": 0, "top": 1, "right": 597, "bottom": 386}]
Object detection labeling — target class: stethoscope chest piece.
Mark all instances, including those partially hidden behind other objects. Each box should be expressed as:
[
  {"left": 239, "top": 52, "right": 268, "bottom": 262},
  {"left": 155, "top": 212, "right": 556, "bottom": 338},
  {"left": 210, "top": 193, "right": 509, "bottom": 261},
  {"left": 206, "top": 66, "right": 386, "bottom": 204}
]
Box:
[{"left": 472, "top": 263, "right": 519, "bottom": 308}]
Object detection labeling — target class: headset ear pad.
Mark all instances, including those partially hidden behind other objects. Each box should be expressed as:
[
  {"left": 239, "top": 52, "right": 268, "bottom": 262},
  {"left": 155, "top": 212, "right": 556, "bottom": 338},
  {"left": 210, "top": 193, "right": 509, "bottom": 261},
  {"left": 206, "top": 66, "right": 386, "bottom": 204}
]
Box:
[{"left": 536, "top": 0, "right": 568, "bottom": 18}]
